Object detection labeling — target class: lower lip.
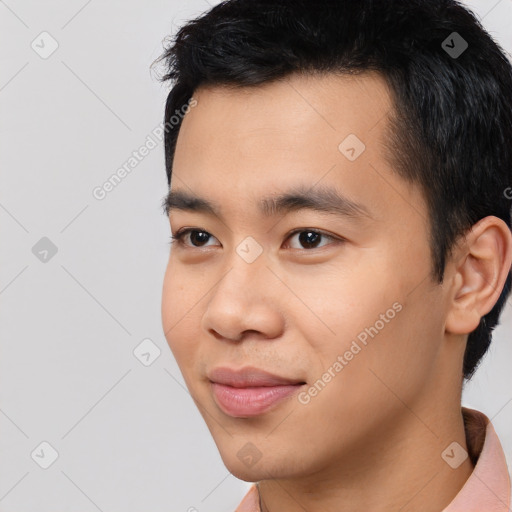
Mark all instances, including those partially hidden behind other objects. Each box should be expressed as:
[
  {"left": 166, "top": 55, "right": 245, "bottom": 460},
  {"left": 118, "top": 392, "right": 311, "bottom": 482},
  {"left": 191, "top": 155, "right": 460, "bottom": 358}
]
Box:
[{"left": 211, "top": 382, "right": 304, "bottom": 417}]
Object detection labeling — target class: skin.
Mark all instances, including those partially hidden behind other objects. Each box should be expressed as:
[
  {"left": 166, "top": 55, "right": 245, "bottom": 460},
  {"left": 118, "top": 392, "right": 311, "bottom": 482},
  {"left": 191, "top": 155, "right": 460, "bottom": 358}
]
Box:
[{"left": 161, "top": 71, "right": 512, "bottom": 512}]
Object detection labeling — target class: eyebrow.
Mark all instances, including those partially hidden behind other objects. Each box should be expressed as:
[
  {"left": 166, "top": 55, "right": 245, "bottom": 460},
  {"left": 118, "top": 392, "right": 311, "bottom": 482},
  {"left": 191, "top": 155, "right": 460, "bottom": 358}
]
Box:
[{"left": 162, "top": 184, "right": 373, "bottom": 222}]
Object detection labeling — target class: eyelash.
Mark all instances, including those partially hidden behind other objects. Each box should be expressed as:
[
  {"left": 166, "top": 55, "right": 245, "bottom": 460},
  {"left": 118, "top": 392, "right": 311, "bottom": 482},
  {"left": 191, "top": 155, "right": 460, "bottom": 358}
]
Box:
[{"left": 169, "top": 227, "right": 343, "bottom": 250}]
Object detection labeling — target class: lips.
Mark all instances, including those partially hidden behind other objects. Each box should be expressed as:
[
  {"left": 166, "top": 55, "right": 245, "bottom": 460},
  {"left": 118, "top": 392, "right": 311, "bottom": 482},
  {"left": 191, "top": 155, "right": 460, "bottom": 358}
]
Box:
[
  {"left": 208, "top": 366, "right": 306, "bottom": 417},
  {"left": 208, "top": 366, "right": 305, "bottom": 387}
]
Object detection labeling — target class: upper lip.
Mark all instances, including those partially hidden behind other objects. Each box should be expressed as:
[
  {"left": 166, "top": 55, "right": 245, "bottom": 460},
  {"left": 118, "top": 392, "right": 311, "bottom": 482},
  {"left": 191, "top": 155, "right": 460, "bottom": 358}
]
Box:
[{"left": 208, "top": 366, "right": 305, "bottom": 388}]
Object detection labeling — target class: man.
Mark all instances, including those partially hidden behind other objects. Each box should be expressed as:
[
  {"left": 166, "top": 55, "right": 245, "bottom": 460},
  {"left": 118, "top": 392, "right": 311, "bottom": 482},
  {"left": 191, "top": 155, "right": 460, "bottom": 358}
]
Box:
[{"left": 156, "top": 0, "right": 512, "bottom": 510}]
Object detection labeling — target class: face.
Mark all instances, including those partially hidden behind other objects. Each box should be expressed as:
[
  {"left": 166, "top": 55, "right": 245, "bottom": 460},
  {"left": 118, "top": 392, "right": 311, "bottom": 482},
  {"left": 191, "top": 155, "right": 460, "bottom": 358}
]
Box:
[{"left": 161, "top": 72, "right": 450, "bottom": 482}]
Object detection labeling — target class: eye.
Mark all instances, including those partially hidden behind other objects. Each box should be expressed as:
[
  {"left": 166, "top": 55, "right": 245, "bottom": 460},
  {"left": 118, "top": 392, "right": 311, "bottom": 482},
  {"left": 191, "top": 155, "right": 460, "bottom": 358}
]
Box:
[
  {"left": 285, "top": 229, "right": 341, "bottom": 250},
  {"left": 169, "top": 228, "right": 219, "bottom": 248},
  {"left": 170, "top": 227, "right": 342, "bottom": 250}
]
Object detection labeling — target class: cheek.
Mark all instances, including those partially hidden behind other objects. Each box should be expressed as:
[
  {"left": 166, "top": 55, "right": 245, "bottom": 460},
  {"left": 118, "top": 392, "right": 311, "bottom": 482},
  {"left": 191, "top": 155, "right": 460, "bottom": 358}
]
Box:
[
  {"left": 290, "top": 254, "right": 438, "bottom": 393},
  {"left": 283, "top": 257, "right": 394, "bottom": 362},
  {"left": 161, "top": 261, "right": 203, "bottom": 370},
  {"left": 292, "top": 301, "right": 428, "bottom": 447},
  {"left": 317, "top": 283, "right": 444, "bottom": 424},
  {"left": 161, "top": 258, "right": 202, "bottom": 327},
  {"left": 161, "top": 263, "right": 180, "bottom": 341}
]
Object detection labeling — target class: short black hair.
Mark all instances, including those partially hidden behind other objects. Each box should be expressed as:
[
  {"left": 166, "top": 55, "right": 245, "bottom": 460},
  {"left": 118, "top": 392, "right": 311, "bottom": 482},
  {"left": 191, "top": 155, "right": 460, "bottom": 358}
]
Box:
[{"left": 153, "top": 0, "right": 512, "bottom": 380}]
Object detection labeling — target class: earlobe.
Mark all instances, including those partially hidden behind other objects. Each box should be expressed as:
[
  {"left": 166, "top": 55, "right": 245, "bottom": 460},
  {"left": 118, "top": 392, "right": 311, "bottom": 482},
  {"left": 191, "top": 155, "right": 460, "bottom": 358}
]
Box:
[{"left": 445, "top": 216, "right": 512, "bottom": 336}]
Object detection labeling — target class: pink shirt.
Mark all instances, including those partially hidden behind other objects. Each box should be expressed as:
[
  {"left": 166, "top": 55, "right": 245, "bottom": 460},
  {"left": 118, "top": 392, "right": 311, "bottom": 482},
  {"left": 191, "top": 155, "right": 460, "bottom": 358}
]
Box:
[{"left": 234, "top": 407, "right": 511, "bottom": 511}]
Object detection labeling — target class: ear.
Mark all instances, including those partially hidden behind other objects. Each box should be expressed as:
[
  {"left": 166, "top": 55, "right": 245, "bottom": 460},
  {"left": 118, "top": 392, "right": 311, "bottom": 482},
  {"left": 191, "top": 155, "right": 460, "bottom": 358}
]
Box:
[{"left": 445, "top": 216, "right": 512, "bottom": 335}]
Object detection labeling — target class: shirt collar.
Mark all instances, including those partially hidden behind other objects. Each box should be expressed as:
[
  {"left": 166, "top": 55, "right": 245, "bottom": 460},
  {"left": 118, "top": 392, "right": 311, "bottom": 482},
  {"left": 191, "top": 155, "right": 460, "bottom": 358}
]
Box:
[{"left": 442, "top": 406, "right": 510, "bottom": 511}]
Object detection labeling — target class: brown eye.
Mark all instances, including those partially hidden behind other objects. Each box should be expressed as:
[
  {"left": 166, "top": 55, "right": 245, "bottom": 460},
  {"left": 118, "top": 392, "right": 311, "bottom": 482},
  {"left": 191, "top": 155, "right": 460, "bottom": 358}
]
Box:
[
  {"left": 286, "top": 229, "right": 342, "bottom": 250},
  {"left": 170, "top": 228, "right": 219, "bottom": 248}
]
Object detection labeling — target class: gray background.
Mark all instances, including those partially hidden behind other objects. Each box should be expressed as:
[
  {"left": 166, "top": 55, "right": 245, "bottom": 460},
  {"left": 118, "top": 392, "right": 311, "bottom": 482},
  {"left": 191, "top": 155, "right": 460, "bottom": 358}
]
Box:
[{"left": 1, "top": 1, "right": 511, "bottom": 510}]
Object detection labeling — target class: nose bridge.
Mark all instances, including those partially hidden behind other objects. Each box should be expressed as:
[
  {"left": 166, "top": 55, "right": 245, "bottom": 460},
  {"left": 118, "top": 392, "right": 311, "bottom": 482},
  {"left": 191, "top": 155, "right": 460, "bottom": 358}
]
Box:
[
  {"left": 202, "top": 237, "right": 279, "bottom": 340},
  {"left": 215, "top": 235, "right": 269, "bottom": 303}
]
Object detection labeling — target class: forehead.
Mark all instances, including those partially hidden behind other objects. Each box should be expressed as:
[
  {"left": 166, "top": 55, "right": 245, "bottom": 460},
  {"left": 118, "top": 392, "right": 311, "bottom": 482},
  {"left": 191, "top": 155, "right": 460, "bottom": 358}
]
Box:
[
  {"left": 170, "top": 71, "right": 425, "bottom": 226},
  {"left": 179, "top": 71, "right": 394, "bottom": 145}
]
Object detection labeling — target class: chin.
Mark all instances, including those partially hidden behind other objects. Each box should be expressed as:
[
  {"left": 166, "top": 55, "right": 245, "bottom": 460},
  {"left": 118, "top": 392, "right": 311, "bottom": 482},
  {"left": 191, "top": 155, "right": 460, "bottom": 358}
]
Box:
[
  {"left": 216, "top": 449, "right": 261, "bottom": 481},
  {"left": 226, "top": 465, "right": 261, "bottom": 482},
  {"left": 218, "top": 448, "right": 296, "bottom": 482}
]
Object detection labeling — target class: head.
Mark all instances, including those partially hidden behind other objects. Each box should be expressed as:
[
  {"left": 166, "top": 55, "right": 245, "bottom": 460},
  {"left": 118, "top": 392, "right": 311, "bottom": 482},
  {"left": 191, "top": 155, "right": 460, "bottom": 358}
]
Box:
[{"left": 156, "top": 0, "right": 512, "bottom": 481}]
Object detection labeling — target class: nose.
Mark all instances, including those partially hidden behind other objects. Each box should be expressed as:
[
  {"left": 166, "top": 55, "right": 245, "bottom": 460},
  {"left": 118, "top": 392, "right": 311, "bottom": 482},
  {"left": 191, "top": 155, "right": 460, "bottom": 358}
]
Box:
[{"left": 201, "top": 255, "right": 284, "bottom": 343}]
